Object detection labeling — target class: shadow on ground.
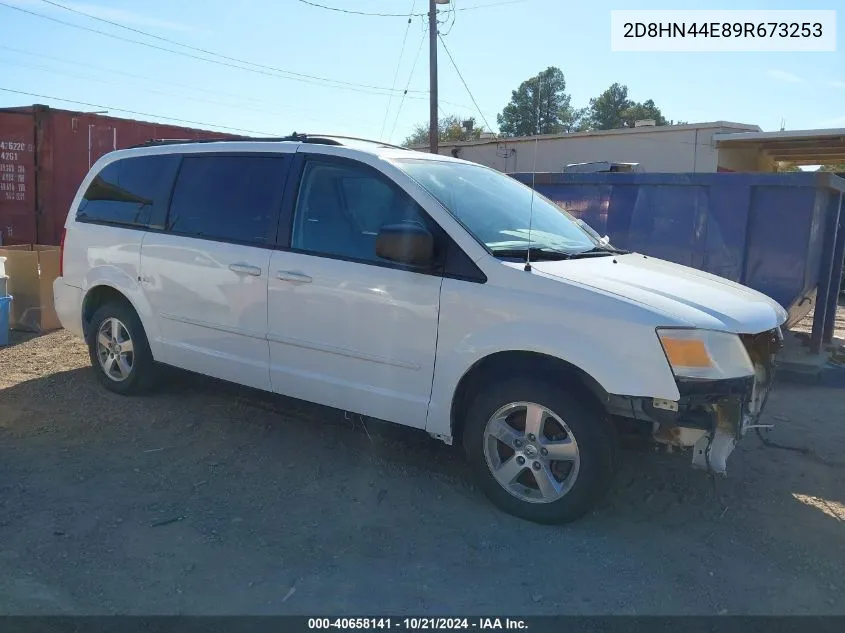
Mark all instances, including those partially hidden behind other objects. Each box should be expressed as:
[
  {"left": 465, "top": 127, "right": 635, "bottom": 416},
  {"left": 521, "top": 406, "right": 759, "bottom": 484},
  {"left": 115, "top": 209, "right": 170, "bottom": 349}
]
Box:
[{"left": 0, "top": 359, "right": 843, "bottom": 615}]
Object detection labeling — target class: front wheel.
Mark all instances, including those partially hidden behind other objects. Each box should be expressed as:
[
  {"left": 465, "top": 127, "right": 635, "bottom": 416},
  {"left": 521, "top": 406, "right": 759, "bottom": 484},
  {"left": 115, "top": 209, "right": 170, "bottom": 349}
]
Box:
[{"left": 463, "top": 378, "right": 616, "bottom": 524}]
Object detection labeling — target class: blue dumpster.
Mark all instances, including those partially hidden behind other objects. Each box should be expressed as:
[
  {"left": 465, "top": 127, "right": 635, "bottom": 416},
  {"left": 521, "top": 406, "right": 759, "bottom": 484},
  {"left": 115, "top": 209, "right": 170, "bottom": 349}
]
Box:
[
  {"left": 0, "top": 295, "right": 11, "bottom": 346},
  {"left": 511, "top": 172, "right": 845, "bottom": 351}
]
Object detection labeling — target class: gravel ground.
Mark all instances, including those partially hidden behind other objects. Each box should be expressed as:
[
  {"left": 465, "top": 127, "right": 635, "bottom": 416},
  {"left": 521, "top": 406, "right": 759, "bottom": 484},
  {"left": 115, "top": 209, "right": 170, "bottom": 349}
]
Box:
[
  {"left": 1, "top": 330, "right": 844, "bottom": 615},
  {"left": 792, "top": 297, "right": 845, "bottom": 343}
]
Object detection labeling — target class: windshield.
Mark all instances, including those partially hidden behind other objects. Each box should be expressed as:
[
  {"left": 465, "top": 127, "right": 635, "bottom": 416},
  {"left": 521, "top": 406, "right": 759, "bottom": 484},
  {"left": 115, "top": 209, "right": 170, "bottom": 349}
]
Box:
[{"left": 395, "top": 159, "right": 599, "bottom": 254}]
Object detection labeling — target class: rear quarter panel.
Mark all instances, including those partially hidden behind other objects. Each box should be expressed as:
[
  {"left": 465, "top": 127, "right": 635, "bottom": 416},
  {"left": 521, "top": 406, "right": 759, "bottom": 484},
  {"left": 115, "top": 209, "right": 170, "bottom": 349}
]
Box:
[
  {"left": 60, "top": 151, "right": 158, "bottom": 352},
  {"left": 63, "top": 222, "right": 159, "bottom": 350}
]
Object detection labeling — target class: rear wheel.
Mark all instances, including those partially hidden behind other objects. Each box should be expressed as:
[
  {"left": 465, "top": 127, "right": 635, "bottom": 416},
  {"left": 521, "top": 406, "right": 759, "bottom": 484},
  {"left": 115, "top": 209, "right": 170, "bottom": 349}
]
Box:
[
  {"left": 463, "top": 377, "right": 616, "bottom": 524},
  {"left": 86, "top": 301, "right": 157, "bottom": 395}
]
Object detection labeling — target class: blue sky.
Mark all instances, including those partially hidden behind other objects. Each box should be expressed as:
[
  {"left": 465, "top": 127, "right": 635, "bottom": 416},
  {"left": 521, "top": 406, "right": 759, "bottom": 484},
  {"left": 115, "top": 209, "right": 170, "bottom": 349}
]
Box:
[{"left": 0, "top": 0, "right": 842, "bottom": 142}]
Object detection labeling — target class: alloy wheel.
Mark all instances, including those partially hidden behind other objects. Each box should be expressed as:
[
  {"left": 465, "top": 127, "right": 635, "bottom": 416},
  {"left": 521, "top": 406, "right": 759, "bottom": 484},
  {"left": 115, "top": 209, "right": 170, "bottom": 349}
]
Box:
[
  {"left": 96, "top": 317, "right": 135, "bottom": 382},
  {"left": 483, "top": 401, "right": 580, "bottom": 504}
]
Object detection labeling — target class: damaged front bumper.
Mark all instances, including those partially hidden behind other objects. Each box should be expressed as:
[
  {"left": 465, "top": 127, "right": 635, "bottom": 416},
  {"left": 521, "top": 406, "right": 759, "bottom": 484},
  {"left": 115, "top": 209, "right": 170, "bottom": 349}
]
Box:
[
  {"left": 610, "top": 327, "right": 783, "bottom": 475},
  {"left": 657, "top": 375, "right": 761, "bottom": 474}
]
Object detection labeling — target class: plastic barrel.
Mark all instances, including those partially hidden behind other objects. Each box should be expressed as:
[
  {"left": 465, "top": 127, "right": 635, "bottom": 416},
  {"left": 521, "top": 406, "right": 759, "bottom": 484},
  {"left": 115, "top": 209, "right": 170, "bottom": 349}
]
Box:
[{"left": 0, "top": 295, "right": 10, "bottom": 346}]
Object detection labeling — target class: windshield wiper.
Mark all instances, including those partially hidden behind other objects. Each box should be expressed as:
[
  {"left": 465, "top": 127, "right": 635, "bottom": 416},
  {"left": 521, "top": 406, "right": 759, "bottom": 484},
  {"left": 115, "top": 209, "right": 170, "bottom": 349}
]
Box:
[
  {"left": 490, "top": 246, "right": 573, "bottom": 261},
  {"left": 567, "top": 245, "right": 630, "bottom": 259}
]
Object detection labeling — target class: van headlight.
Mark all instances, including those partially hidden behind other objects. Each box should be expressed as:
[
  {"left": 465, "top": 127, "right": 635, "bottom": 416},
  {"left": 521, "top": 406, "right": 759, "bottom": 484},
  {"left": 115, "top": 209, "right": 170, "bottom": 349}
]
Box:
[{"left": 656, "top": 328, "right": 754, "bottom": 380}]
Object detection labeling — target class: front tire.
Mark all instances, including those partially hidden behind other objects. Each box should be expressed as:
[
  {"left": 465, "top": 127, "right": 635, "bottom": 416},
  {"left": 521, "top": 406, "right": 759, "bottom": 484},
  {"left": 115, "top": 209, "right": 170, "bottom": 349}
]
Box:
[
  {"left": 86, "top": 301, "right": 157, "bottom": 395},
  {"left": 463, "top": 377, "right": 616, "bottom": 524}
]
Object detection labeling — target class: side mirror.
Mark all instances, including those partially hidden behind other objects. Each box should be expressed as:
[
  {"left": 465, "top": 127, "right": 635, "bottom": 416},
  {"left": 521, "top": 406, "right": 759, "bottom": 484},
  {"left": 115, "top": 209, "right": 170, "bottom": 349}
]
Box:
[{"left": 376, "top": 223, "right": 435, "bottom": 268}]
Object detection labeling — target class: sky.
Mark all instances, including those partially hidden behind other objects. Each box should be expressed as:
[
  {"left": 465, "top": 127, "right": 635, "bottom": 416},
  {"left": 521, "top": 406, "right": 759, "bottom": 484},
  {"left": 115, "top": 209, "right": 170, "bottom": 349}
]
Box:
[{"left": 0, "top": 0, "right": 842, "bottom": 143}]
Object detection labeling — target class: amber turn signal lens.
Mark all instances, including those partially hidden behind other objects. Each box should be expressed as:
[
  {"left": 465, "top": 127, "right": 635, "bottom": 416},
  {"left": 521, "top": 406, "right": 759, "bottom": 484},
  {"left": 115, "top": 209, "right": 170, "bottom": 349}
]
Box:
[{"left": 660, "top": 338, "right": 713, "bottom": 368}]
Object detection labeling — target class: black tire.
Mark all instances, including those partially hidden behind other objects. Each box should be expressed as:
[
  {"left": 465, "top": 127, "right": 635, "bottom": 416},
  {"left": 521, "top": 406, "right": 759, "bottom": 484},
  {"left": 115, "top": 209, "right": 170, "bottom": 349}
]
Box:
[
  {"left": 86, "top": 300, "right": 157, "bottom": 395},
  {"left": 463, "top": 377, "right": 616, "bottom": 524}
]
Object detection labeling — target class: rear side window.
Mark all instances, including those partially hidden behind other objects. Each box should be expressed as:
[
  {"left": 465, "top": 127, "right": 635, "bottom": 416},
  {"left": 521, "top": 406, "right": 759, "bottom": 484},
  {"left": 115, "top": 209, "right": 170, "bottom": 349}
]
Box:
[
  {"left": 76, "top": 155, "right": 180, "bottom": 228},
  {"left": 168, "top": 155, "right": 287, "bottom": 246}
]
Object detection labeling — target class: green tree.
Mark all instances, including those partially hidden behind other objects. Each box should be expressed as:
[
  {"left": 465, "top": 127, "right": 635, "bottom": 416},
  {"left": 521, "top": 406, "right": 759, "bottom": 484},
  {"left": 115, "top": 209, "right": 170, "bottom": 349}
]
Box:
[
  {"left": 496, "top": 67, "right": 582, "bottom": 137},
  {"left": 402, "top": 115, "right": 482, "bottom": 147},
  {"left": 568, "top": 107, "right": 591, "bottom": 132},
  {"left": 585, "top": 82, "right": 631, "bottom": 130},
  {"left": 585, "top": 83, "right": 668, "bottom": 130},
  {"left": 775, "top": 163, "right": 845, "bottom": 173},
  {"left": 820, "top": 163, "right": 845, "bottom": 173},
  {"left": 621, "top": 99, "right": 668, "bottom": 127}
]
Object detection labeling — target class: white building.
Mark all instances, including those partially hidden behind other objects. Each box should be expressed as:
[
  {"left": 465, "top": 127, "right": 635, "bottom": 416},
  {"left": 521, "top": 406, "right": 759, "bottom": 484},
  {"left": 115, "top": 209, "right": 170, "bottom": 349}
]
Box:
[{"left": 415, "top": 120, "right": 838, "bottom": 173}]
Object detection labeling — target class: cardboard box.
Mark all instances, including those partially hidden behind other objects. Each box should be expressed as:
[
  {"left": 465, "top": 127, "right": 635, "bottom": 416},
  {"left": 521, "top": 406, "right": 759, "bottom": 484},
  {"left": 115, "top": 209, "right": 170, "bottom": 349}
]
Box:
[{"left": 0, "top": 245, "right": 62, "bottom": 332}]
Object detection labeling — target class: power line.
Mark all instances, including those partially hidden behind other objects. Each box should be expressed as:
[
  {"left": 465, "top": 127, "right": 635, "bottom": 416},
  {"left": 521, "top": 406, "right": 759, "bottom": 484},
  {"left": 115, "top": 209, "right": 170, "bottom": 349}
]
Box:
[
  {"left": 0, "top": 39, "right": 471, "bottom": 117},
  {"left": 297, "top": 0, "right": 528, "bottom": 17},
  {"left": 0, "top": 58, "right": 336, "bottom": 126},
  {"left": 0, "top": 87, "right": 277, "bottom": 135},
  {"left": 0, "top": 58, "right": 248, "bottom": 110},
  {"left": 37, "top": 0, "right": 428, "bottom": 95},
  {"left": 0, "top": 1, "right": 481, "bottom": 135},
  {"left": 0, "top": 44, "right": 296, "bottom": 113},
  {"left": 437, "top": 34, "right": 493, "bottom": 132},
  {"left": 388, "top": 31, "right": 428, "bottom": 143},
  {"left": 0, "top": 0, "right": 425, "bottom": 98},
  {"left": 296, "top": 0, "right": 414, "bottom": 17},
  {"left": 379, "top": 1, "right": 418, "bottom": 141},
  {"left": 438, "top": 0, "right": 457, "bottom": 36},
  {"left": 455, "top": 0, "right": 529, "bottom": 13}
]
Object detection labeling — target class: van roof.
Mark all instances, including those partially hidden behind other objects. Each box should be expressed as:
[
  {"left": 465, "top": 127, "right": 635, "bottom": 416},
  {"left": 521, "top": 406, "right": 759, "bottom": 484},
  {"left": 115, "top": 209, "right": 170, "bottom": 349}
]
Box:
[
  {"left": 129, "top": 133, "right": 427, "bottom": 154},
  {"left": 117, "top": 133, "right": 465, "bottom": 164}
]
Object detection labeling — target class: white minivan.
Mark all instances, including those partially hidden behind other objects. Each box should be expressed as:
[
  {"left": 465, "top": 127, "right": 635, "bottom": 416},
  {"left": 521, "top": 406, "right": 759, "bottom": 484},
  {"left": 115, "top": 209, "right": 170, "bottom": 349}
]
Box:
[{"left": 54, "top": 135, "right": 788, "bottom": 523}]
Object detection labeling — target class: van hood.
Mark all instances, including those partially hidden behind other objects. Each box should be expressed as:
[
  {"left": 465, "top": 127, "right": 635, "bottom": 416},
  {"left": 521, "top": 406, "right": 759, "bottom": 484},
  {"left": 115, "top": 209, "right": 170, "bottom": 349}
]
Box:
[{"left": 526, "top": 253, "right": 788, "bottom": 334}]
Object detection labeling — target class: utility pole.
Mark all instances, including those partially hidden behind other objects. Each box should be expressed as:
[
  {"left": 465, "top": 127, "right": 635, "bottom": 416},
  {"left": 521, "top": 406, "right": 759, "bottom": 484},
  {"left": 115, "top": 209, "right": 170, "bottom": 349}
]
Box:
[{"left": 429, "top": 0, "right": 439, "bottom": 155}]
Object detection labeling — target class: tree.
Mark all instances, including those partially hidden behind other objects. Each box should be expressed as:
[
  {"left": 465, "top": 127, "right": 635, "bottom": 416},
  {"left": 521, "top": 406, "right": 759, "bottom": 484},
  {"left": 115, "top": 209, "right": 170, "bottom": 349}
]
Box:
[
  {"left": 568, "top": 107, "right": 591, "bottom": 132},
  {"left": 820, "top": 163, "right": 845, "bottom": 173},
  {"left": 621, "top": 99, "right": 667, "bottom": 128},
  {"left": 402, "top": 115, "right": 481, "bottom": 147},
  {"left": 775, "top": 163, "right": 845, "bottom": 173},
  {"left": 585, "top": 82, "right": 631, "bottom": 130},
  {"left": 584, "top": 83, "right": 668, "bottom": 130},
  {"left": 496, "top": 67, "right": 582, "bottom": 137}
]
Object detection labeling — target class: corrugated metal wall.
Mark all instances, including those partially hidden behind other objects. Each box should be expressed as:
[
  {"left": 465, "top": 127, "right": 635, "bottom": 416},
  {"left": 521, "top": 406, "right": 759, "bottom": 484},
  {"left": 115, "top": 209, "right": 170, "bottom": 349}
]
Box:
[
  {"left": 0, "top": 112, "right": 37, "bottom": 244},
  {"left": 0, "top": 105, "right": 236, "bottom": 245}
]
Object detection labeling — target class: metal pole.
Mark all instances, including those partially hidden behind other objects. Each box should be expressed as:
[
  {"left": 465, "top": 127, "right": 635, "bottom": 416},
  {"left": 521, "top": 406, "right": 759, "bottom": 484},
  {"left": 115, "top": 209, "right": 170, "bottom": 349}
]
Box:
[
  {"left": 429, "top": 0, "right": 439, "bottom": 155},
  {"left": 810, "top": 191, "right": 842, "bottom": 354},
  {"left": 822, "top": 192, "right": 845, "bottom": 344}
]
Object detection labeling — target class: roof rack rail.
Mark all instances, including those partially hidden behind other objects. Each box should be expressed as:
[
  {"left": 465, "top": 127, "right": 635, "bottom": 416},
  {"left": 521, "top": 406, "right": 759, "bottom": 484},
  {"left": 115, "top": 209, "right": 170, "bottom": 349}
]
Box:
[
  {"left": 130, "top": 137, "right": 248, "bottom": 148},
  {"left": 128, "top": 133, "right": 409, "bottom": 151},
  {"left": 304, "top": 134, "right": 408, "bottom": 151}
]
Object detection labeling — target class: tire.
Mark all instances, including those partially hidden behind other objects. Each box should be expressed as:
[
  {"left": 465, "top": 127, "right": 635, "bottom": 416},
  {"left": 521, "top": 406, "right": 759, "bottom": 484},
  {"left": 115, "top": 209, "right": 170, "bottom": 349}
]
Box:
[
  {"left": 86, "top": 300, "right": 157, "bottom": 395},
  {"left": 463, "top": 377, "right": 616, "bottom": 524}
]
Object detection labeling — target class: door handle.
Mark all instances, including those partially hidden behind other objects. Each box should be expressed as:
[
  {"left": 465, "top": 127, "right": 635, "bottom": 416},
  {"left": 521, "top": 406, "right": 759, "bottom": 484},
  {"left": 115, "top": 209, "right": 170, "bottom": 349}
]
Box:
[
  {"left": 228, "top": 263, "right": 262, "bottom": 277},
  {"left": 276, "top": 270, "right": 313, "bottom": 284}
]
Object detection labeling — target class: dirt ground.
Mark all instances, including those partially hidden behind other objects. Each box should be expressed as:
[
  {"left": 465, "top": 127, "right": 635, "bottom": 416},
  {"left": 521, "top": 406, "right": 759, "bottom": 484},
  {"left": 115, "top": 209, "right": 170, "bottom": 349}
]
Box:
[
  {"left": 1, "top": 330, "right": 844, "bottom": 616},
  {"left": 791, "top": 296, "right": 845, "bottom": 343}
]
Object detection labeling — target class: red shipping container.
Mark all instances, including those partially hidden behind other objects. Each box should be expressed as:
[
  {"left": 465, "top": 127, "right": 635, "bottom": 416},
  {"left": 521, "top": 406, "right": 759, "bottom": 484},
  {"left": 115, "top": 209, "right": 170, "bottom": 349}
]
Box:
[{"left": 0, "top": 104, "right": 238, "bottom": 245}]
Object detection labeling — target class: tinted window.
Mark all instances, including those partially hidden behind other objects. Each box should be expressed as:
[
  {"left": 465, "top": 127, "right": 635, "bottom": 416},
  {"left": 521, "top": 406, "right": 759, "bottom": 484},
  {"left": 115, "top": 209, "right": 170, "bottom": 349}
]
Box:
[
  {"left": 168, "top": 155, "right": 287, "bottom": 245},
  {"left": 340, "top": 177, "right": 396, "bottom": 234},
  {"left": 77, "top": 155, "right": 179, "bottom": 228},
  {"left": 291, "top": 160, "right": 429, "bottom": 263}
]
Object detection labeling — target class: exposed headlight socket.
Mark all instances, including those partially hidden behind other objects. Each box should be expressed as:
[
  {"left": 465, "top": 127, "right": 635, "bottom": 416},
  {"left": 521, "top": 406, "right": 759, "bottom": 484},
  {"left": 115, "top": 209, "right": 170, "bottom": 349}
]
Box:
[{"left": 652, "top": 398, "right": 679, "bottom": 412}]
